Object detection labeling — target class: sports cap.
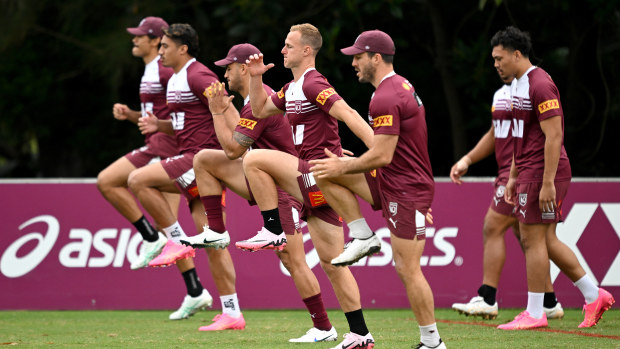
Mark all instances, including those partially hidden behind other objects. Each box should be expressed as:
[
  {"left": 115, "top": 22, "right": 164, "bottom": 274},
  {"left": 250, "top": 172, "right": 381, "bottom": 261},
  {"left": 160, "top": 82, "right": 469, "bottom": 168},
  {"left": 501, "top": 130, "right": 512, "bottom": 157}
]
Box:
[
  {"left": 341, "top": 30, "right": 395, "bottom": 55},
  {"left": 127, "top": 17, "right": 168, "bottom": 37},
  {"left": 214, "top": 43, "right": 261, "bottom": 66}
]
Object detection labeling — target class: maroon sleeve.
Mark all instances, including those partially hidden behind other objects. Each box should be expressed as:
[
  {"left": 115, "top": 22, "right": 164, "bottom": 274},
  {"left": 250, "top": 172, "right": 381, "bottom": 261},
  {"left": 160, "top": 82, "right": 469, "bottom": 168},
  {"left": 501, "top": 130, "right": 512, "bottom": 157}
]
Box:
[
  {"left": 531, "top": 74, "right": 563, "bottom": 122},
  {"left": 302, "top": 76, "right": 342, "bottom": 114},
  {"left": 270, "top": 83, "right": 289, "bottom": 111}
]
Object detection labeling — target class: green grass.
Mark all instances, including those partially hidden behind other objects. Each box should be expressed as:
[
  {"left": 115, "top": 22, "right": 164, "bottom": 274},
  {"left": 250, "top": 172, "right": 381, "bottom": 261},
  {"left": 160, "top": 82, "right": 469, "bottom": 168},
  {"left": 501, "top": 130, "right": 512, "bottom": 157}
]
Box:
[{"left": 0, "top": 308, "right": 618, "bottom": 348}]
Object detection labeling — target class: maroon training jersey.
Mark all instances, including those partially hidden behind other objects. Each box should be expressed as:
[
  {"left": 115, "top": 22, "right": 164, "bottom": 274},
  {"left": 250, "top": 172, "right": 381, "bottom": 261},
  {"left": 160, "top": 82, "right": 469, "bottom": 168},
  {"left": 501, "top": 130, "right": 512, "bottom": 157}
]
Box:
[
  {"left": 270, "top": 68, "right": 343, "bottom": 160},
  {"left": 166, "top": 58, "right": 222, "bottom": 154},
  {"left": 491, "top": 84, "right": 513, "bottom": 178},
  {"left": 370, "top": 72, "right": 434, "bottom": 202},
  {"left": 510, "top": 67, "right": 571, "bottom": 183},
  {"left": 235, "top": 84, "right": 297, "bottom": 156},
  {"left": 140, "top": 56, "right": 175, "bottom": 145}
]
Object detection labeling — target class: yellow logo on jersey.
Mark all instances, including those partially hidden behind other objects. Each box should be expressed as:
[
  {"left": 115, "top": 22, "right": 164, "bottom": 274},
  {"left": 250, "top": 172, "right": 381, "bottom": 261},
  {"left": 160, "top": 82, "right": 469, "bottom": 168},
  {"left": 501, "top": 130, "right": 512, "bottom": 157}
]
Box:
[
  {"left": 370, "top": 169, "right": 377, "bottom": 178},
  {"left": 538, "top": 99, "right": 559, "bottom": 114},
  {"left": 491, "top": 106, "right": 496, "bottom": 112},
  {"left": 277, "top": 88, "right": 285, "bottom": 99},
  {"left": 402, "top": 82, "right": 411, "bottom": 91},
  {"left": 203, "top": 86, "right": 214, "bottom": 98},
  {"left": 316, "top": 88, "right": 337, "bottom": 105},
  {"left": 238, "top": 118, "right": 257, "bottom": 130},
  {"left": 373, "top": 115, "right": 393, "bottom": 127}
]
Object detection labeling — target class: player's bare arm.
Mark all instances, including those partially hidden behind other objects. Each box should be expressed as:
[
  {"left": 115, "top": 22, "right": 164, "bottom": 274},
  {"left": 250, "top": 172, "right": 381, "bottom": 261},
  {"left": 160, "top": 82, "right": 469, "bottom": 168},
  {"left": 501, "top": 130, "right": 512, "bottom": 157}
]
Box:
[
  {"left": 207, "top": 82, "right": 246, "bottom": 159},
  {"left": 451, "top": 125, "right": 495, "bottom": 184},
  {"left": 310, "top": 134, "right": 398, "bottom": 178},
  {"left": 539, "top": 115, "right": 563, "bottom": 213},
  {"left": 138, "top": 111, "right": 174, "bottom": 136},
  {"left": 246, "top": 54, "right": 281, "bottom": 119},
  {"left": 328, "top": 99, "right": 374, "bottom": 149},
  {"left": 112, "top": 103, "right": 141, "bottom": 124}
]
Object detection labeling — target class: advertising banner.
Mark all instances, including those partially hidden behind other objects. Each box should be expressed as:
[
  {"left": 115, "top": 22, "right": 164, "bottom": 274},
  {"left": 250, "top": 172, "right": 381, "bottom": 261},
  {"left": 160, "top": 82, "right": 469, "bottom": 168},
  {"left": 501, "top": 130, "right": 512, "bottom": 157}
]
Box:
[{"left": 1, "top": 179, "right": 618, "bottom": 310}]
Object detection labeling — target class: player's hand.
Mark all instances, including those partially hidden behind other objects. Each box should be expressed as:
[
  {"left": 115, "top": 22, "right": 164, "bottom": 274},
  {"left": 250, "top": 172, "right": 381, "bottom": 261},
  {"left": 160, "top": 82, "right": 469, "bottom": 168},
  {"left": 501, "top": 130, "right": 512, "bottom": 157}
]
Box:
[
  {"left": 539, "top": 181, "right": 557, "bottom": 215},
  {"left": 138, "top": 112, "right": 158, "bottom": 134},
  {"left": 450, "top": 156, "right": 471, "bottom": 185},
  {"left": 207, "top": 82, "right": 234, "bottom": 115},
  {"left": 246, "top": 53, "right": 274, "bottom": 77},
  {"left": 112, "top": 103, "right": 130, "bottom": 120},
  {"left": 425, "top": 208, "right": 434, "bottom": 225},
  {"left": 342, "top": 148, "right": 354, "bottom": 157},
  {"left": 504, "top": 177, "right": 517, "bottom": 205},
  {"left": 309, "top": 148, "right": 346, "bottom": 178}
]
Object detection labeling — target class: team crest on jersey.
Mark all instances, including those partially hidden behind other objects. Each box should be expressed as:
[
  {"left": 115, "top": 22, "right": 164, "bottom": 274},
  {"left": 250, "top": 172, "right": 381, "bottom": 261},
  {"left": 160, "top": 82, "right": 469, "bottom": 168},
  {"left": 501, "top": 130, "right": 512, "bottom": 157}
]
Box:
[
  {"left": 173, "top": 90, "right": 183, "bottom": 102},
  {"left": 277, "top": 88, "right": 284, "bottom": 99},
  {"left": 519, "top": 193, "right": 527, "bottom": 206},
  {"left": 294, "top": 100, "right": 302, "bottom": 114},
  {"left": 496, "top": 185, "right": 505, "bottom": 198},
  {"left": 389, "top": 202, "right": 398, "bottom": 216},
  {"left": 316, "top": 87, "right": 337, "bottom": 105},
  {"left": 373, "top": 115, "right": 393, "bottom": 128},
  {"left": 538, "top": 99, "right": 559, "bottom": 114},
  {"left": 238, "top": 118, "right": 257, "bottom": 130}
]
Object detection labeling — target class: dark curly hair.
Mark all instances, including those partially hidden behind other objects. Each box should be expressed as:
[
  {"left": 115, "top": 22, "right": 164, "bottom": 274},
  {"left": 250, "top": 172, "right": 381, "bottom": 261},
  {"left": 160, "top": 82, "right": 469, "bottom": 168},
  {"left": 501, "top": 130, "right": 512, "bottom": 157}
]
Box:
[
  {"left": 490, "top": 26, "right": 532, "bottom": 58},
  {"left": 163, "top": 23, "right": 200, "bottom": 57}
]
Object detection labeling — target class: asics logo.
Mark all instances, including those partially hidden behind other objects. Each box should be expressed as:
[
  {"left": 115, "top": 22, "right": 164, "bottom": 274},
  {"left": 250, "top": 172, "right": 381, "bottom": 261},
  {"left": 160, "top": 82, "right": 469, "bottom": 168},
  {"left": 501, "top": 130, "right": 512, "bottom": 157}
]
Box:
[{"left": 223, "top": 299, "right": 236, "bottom": 310}]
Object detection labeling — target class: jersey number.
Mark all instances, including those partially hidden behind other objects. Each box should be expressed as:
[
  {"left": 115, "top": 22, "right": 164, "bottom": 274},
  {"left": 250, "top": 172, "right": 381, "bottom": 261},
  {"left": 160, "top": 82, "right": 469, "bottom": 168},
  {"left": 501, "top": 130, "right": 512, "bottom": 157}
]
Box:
[
  {"left": 512, "top": 118, "right": 524, "bottom": 138},
  {"left": 171, "top": 112, "right": 185, "bottom": 130},
  {"left": 493, "top": 119, "right": 511, "bottom": 139}
]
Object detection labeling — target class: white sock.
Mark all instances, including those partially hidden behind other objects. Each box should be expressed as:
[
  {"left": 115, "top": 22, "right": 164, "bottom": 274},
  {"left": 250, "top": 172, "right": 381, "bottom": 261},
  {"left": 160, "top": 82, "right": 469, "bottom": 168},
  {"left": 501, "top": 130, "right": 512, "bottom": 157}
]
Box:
[
  {"left": 526, "top": 292, "right": 544, "bottom": 319},
  {"left": 348, "top": 218, "right": 373, "bottom": 239},
  {"left": 574, "top": 275, "right": 599, "bottom": 304},
  {"left": 162, "top": 222, "right": 187, "bottom": 244},
  {"left": 220, "top": 293, "right": 241, "bottom": 318},
  {"left": 419, "top": 323, "right": 440, "bottom": 347}
]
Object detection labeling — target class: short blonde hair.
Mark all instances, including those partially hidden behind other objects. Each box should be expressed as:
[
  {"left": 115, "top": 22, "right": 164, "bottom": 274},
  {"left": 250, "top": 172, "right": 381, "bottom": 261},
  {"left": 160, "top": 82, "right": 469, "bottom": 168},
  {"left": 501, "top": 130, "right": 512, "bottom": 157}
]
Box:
[{"left": 290, "top": 23, "right": 322, "bottom": 55}]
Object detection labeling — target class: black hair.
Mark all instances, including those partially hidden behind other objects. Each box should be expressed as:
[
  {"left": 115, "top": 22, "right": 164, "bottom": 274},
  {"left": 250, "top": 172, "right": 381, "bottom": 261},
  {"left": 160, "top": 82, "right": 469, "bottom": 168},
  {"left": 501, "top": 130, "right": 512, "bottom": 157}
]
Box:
[
  {"left": 163, "top": 23, "right": 200, "bottom": 57},
  {"left": 367, "top": 52, "right": 394, "bottom": 64},
  {"left": 490, "top": 26, "right": 532, "bottom": 58}
]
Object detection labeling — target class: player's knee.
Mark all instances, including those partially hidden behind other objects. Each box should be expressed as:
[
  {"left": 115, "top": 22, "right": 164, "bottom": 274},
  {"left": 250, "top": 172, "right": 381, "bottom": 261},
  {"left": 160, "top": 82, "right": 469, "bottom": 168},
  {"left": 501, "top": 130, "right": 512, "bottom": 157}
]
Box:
[
  {"left": 126, "top": 171, "right": 143, "bottom": 193},
  {"left": 193, "top": 149, "right": 212, "bottom": 169}
]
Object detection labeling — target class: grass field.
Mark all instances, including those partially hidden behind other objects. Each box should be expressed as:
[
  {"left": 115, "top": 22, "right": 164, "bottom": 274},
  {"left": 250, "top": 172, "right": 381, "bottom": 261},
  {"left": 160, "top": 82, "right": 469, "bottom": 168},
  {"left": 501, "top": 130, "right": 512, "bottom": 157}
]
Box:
[{"left": 1, "top": 308, "right": 619, "bottom": 348}]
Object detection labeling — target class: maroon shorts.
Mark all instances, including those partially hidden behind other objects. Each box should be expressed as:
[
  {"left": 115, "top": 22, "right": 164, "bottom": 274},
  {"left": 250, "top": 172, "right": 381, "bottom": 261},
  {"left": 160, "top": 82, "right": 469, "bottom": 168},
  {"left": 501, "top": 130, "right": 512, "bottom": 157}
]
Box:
[
  {"left": 365, "top": 170, "right": 383, "bottom": 211},
  {"left": 490, "top": 176, "right": 515, "bottom": 216},
  {"left": 125, "top": 133, "right": 178, "bottom": 168},
  {"left": 514, "top": 180, "right": 570, "bottom": 224},
  {"left": 380, "top": 193, "right": 430, "bottom": 240},
  {"left": 296, "top": 159, "right": 342, "bottom": 227},
  {"left": 160, "top": 153, "right": 200, "bottom": 204}
]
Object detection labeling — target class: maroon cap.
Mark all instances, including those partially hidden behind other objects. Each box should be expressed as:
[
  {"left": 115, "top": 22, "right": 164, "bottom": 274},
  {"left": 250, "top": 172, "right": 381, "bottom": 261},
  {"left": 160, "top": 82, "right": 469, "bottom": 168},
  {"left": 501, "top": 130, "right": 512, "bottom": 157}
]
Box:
[
  {"left": 214, "top": 43, "right": 261, "bottom": 67},
  {"left": 341, "top": 30, "right": 395, "bottom": 55},
  {"left": 127, "top": 17, "right": 168, "bottom": 37}
]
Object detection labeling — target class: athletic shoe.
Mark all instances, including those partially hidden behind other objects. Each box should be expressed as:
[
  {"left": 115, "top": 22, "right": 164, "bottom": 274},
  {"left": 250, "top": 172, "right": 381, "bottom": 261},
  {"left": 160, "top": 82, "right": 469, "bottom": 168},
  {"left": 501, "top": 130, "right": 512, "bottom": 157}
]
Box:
[
  {"left": 330, "top": 332, "right": 374, "bottom": 349},
  {"left": 451, "top": 296, "right": 498, "bottom": 319},
  {"left": 198, "top": 313, "right": 246, "bottom": 331},
  {"left": 331, "top": 235, "right": 381, "bottom": 267},
  {"left": 289, "top": 326, "right": 338, "bottom": 342},
  {"left": 148, "top": 240, "right": 195, "bottom": 267},
  {"left": 578, "top": 288, "right": 615, "bottom": 328},
  {"left": 497, "top": 311, "right": 548, "bottom": 330},
  {"left": 180, "top": 225, "right": 230, "bottom": 249},
  {"left": 169, "top": 289, "right": 213, "bottom": 320},
  {"left": 413, "top": 338, "right": 447, "bottom": 349},
  {"left": 130, "top": 234, "right": 167, "bottom": 270},
  {"left": 543, "top": 302, "right": 565, "bottom": 319},
  {"left": 235, "top": 227, "right": 287, "bottom": 252}
]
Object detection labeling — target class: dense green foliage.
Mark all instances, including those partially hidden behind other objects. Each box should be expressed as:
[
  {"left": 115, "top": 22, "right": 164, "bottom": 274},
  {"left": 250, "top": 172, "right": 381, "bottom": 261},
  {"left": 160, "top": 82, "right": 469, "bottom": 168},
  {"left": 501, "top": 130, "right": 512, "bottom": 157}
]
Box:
[
  {"left": 1, "top": 0, "right": 619, "bottom": 177},
  {"left": 1, "top": 309, "right": 619, "bottom": 347}
]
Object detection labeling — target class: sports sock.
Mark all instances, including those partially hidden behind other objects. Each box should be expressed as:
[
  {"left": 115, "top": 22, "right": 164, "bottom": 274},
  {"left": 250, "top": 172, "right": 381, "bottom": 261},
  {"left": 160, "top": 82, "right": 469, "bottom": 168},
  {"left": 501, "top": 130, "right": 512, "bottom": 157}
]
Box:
[
  {"left": 526, "top": 292, "right": 544, "bottom": 319},
  {"left": 162, "top": 221, "right": 187, "bottom": 244},
  {"left": 419, "top": 323, "right": 441, "bottom": 347},
  {"left": 348, "top": 218, "right": 373, "bottom": 240},
  {"left": 220, "top": 294, "right": 241, "bottom": 318},
  {"left": 181, "top": 268, "right": 204, "bottom": 297},
  {"left": 344, "top": 309, "right": 369, "bottom": 336},
  {"left": 132, "top": 216, "right": 159, "bottom": 242},
  {"left": 200, "top": 195, "right": 226, "bottom": 233},
  {"left": 261, "top": 208, "right": 283, "bottom": 235},
  {"left": 477, "top": 284, "right": 497, "bottom": 305},
  {"left": 543, "top": 292, "right": 558, "bottom": 308},
  {"left": 302, "top": 293, "right": 332, "bottom": 331},
  {"left": 574, "top": 275, "right": 599, "bottom": 304}
]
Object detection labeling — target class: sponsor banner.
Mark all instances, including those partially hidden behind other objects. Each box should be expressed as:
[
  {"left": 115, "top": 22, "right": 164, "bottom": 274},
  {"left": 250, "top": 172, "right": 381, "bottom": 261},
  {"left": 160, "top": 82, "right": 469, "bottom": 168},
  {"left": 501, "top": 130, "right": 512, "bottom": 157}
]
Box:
[{"left": 1, "top": 180, "right": 618, "bottom": 310}]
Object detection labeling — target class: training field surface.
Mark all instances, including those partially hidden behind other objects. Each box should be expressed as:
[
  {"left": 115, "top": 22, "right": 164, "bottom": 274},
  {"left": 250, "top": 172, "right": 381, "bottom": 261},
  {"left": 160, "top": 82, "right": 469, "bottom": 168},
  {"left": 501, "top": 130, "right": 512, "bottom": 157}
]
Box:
[{"left": 1, "top": 308, "right": 618, "bottom": 348}]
